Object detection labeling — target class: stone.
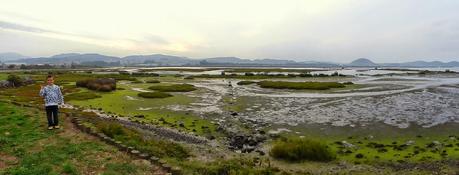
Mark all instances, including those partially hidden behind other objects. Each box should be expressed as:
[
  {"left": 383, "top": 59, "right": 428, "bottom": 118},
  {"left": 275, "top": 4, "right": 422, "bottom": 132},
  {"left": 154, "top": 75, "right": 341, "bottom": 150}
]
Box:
[
  {"left": 171, "top": 167, "right": 182, "bottom": 175},
  {"left": 139, "top": 153, "right": 149, "bottom": 159},
  {"left": 131, "top": 150, "right": 140, "bottom": 155},
  {"left": 162, "top": 164, "right": 172, "bottom": 171},
  {"left": 178, "top": 121, "right": 185, "bottom": 127},
  {"left": 150, "top": 156, "right": 159, "bottom": 163}
]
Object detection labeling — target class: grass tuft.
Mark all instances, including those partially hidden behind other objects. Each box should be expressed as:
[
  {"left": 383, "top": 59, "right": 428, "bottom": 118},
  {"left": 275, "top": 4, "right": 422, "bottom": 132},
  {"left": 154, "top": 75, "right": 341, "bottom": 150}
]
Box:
[
  {"left": 270, "top": 138, "right": 336, "bottom": 162},
  {"left": 137, "top": 92, "right": 173, "bottom": 98},
  {"left": 148, "top": 84, "right": 196, "bottom": 92}
]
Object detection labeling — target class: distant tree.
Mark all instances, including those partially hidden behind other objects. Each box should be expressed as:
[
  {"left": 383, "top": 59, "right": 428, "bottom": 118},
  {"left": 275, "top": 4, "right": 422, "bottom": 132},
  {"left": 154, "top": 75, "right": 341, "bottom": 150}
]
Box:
[
  {"left": 199, "top": 60, "right": 209, "bottom": 65},
  {"left": 71, "top": 62, "right": 77, "bottom": 69},
  {"left": 7, "top": 64, "right": 15, "bottom": 69},
  {"left": 20, "top": 64, "right": 27, "bottom": 69}
]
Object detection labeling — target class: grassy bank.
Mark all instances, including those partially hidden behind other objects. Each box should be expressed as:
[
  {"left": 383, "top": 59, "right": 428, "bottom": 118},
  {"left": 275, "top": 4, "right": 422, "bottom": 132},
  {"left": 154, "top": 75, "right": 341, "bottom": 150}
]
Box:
[{"left": 0, "top": 102, "right": 160, "bottom": 174}]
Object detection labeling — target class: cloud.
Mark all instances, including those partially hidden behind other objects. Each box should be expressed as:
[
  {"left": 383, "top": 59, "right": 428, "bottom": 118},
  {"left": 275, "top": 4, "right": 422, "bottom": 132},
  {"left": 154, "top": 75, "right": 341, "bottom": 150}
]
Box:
[
  {"left": 0, "top": 21, "right": 52, "bottom": 33},
  {"left": 1, "top": 0, "right": 459, "bottom": 62}
]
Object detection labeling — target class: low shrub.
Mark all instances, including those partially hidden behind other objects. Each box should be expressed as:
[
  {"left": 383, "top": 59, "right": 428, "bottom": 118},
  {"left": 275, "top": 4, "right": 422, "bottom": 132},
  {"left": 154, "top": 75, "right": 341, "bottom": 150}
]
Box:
[
  {"left": 98, "top": 122, "right": 125, "bottom": 138},
  {"left": 137, "top": 92, "right": 172, "bottom": 98},
  {"left": 65, "top": 92, "right": 102, "bottom": 101},
  {"left": 270, "top": 138, "right": 336, "bottom": 162},
  {"left": 258, "top": 81, "right": 345, "bottom": 90},
  {"left": 146, "top": 80, "right": 160, "bottom": 83},
  {"left": 148, "top": 84, "right": 196, "bottom": 92},
  {"left": 76, "top": 78, "right": 116, "bottom": 92},
  {"left": 131, "top": 80, "right": 143, "bottom": 84},
  {"left": 7, "top": 74, "right": 24, "bottom": 87}
]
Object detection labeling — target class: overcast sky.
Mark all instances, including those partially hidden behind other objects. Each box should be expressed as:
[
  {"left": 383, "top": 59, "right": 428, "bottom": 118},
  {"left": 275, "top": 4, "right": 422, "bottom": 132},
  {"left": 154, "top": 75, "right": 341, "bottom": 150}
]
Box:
[{"left": 1, "top": 0, "right": 459, "bottom": 62}]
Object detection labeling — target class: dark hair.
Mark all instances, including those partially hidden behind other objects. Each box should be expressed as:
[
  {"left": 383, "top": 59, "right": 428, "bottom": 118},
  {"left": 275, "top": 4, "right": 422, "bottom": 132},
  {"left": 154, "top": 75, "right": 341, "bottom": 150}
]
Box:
[{"left": 47, "top": 75, "right": 54, "bottom": 79}]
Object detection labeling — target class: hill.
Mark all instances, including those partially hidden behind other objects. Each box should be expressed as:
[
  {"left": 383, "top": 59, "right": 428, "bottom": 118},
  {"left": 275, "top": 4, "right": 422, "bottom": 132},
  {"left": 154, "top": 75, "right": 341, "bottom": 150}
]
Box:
[
  {"left": 0, "top": 52, "right": 29, "bottom": 61},
  {"left": 348, "top": 58, "right": 378, "bottom": 67}
]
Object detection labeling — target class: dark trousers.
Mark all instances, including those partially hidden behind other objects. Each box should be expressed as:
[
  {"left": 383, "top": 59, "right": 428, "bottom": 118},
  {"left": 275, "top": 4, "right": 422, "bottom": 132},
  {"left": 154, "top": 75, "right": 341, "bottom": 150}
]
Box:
[{"left": 45, "top": 105, "right": 59, "bottom": 127}]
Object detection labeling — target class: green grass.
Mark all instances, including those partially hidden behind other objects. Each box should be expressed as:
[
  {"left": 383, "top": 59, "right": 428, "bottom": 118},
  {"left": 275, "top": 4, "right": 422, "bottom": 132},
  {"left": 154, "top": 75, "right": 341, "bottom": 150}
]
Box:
[
  {"left": 0, "top": 73, "right": 10, "bottom": 80},
  {"left": 257, "top": 81, "right": 346, "bottom": 90},
  {"left": 270, "top": 138, "right": 336, "bottom": 162},
  {"left": 148, "top": 83, "right": 196, "bottom": 92},
  {"left": 96, "top": 122, "right": 190, "bottom": 160},
  {"left": 137, "top": 92, "right": 173, "bottom": 98},
  {"left": 103, "top": 163, "right": 138, "bottom": 175},
  {"left": 0, "top": 102, "right": 154, "bottom": 175},
  {"left": 67, "top": 83, "right": 215, "bottom": 135},
  {"left": 65, "top": 91, "right": 102, "bottom": 101}
]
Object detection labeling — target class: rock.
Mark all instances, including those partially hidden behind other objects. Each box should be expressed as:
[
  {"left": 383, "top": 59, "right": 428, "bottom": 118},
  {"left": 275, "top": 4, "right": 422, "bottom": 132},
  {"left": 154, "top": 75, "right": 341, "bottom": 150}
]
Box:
[
  {"left": 150, "top": 156, "right": 159, "bottom": 163},
  {"left": 171, "top": 167, "right": 182, "bottom": 175},
  {"left": 247, "top": 138, "right": 258, "bottom": 146},
  {"left": 405, "top": 140, "right": 415, "bottom": 145},
  {"left": 341, "top": 141, "right": 356, "bottom": 148},
  {"left": 254, "top": 134, "right": 267, "bottom": 142},
  {"left": 229, "top": 135, "right": 246, "bottom": 149},
  {"left": 177, "top": 121, "right": 185, "bottom": 127},
  {"left": 134, "top": 115, "right": 145, "bottom": 118},
  {"left": 206, "top": 135, "right": 216, "bottom": 140},
  {"left": 131, "top": 150, "right": 140, "bottom": 155},
  {"left": 139, "top": 153, "right": 149, "bottom": 159},
  {"left": 127, "top": 146, "right": 134, "bottom": 152},
  {"left": 119, "top": 144, "right": 128, "bottom": 151},
  {"left": 162, "top": 164, "right": 172, "bottom": 171},
  {"left": 0, "top": 80, "right": 13, "bottom": 88},
  {"left": 255, "top": 150, "right": 265, "bottom": 156},
  {"left": 242, "top": 144, "right": 255, "bottom": 153},
  {"left": 268, "top": 133, "right": 279, "bottom": 138},
  {"left": 230, "top": 112, "right": 238, "bottom": 116}
]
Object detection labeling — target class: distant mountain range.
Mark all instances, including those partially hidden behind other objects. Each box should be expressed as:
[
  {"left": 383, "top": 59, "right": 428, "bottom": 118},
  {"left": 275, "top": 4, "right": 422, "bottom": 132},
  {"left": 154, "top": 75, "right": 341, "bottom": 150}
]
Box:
[
  {"left": 0, "top": 52, "right": 28, "bottom": 61},
  {"left": 1, "top": 52, "right": 458, "bottom": 68},
  {"left": 347, "top": 58, "right": 459, "bottom": 68}
]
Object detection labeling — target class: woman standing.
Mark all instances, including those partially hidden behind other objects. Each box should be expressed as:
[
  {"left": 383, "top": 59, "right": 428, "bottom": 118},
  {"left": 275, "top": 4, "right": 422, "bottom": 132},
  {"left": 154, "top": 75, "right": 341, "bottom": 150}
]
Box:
[{"left": 39, "top": 75, "right": 64, "bottom": 130}]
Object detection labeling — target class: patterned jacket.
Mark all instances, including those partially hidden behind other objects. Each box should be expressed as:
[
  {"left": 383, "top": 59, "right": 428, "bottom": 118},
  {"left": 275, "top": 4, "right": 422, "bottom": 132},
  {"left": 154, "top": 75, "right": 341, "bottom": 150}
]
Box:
[{"left": 39, "top": 84, "right": 64, "bottom": 106}]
